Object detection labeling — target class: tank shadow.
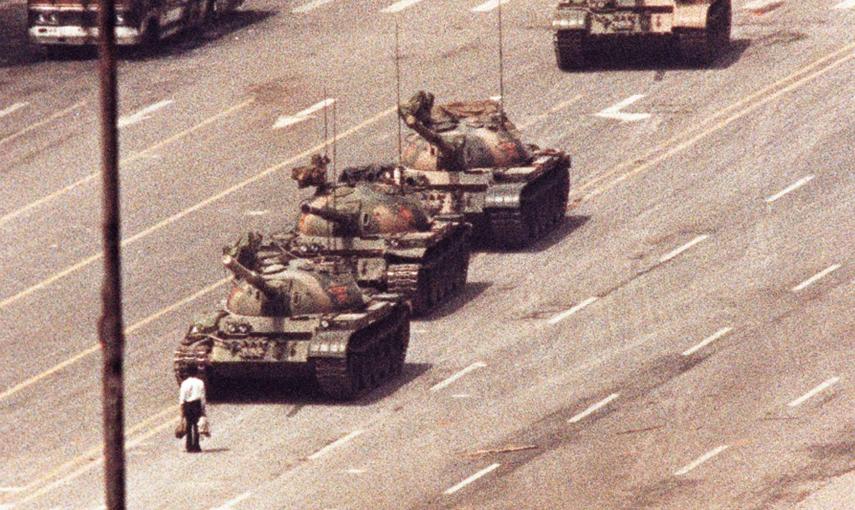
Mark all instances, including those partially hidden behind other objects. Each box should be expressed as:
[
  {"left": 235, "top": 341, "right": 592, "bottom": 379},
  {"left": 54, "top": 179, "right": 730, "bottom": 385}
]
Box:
[
  {"left": 418, "top": 281, "right": 492, "bottom": 321},
  {"left": 208, "top": 362, "right": 432, "bottom": 407},
  {"left": 0, "top": 8, "right": 275, "bottom": 68},
  {"left": 560, "top": 38, "right": 750, "bottom": 73},
  {"left": 476, "top": 214, "right": 590, "bottom": 254}
]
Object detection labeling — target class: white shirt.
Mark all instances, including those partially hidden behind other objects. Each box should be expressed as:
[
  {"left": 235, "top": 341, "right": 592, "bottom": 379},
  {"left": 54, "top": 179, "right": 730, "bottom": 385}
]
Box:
[{"left": 179, "top": 377, "right": 206, "bottom": 406}]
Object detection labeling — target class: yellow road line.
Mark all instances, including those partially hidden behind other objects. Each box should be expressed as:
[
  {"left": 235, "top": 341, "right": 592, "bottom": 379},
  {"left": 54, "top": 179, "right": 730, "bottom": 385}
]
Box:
[
  {"left": 0, "top": 106, "right": 397, "bottom": 312},
  {"left": 518, "top": 94, "right": 583, "bottom": 130},
  {"left": 574, "top": 41, "right": 855, "bottom": 195},
  {"left": 9, "top": 406, "right": 177, "bottom": 507},
  {"left": 0, "top": 107, "right": 397, "bottom": 402},
  {"left": 0, "top": 98, "right": 255, "bottom": 228},
  {"left": 0, "top": 278, "right": 229, "bottom": 402},
  {"left": 0, "top": 100, "right": 85, "bottom": 148},
  {"left": 578, "top": 46, "right": 855, "bottom": 202}
]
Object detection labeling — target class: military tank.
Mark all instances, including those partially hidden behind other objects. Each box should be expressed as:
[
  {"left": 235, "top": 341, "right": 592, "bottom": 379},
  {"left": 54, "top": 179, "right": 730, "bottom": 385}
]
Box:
[
  {"left": 172, "top": 233, "right": 410, "bottom": 400},
  {"left": 552, "top": 0, "right": 732, "bottom": 69},
  {"left": 275, "top": 155, "right": 471, "bottom": 316},
  {"left": 388, "top": 91, "right": 570, "bottom": 249}
]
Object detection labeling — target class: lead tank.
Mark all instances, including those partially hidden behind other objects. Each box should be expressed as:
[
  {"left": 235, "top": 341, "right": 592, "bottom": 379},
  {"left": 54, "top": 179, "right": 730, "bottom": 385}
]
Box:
[
  {"left": 274, "top": 156, "right": 471, "bottom": 315},
  {"left": 552, "top": 0, "right": 732, "bottom": 69},
  {"left": 173, "top": 233, "right": 410, "bottom": 400},
  {"left": 393, "top": 91, "right": 571, "bottom": 249}
]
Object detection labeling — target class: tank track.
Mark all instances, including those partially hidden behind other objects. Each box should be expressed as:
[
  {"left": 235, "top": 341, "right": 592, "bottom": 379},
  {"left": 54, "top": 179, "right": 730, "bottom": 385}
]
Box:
[
  {"left": 676, "top": 0, "right": 731, "bottom": 66},
  {"left": 314, "top": 306, "right": 410, "bottom": 400},
  {"left": 554, "top": 30, "right": 587, "bottom": 70},
  {"left": 487, "top": 162, "right": 570, "bottom": 249},
  {"left": 386, "top": 228, "right": 470, "bottom": 315}
]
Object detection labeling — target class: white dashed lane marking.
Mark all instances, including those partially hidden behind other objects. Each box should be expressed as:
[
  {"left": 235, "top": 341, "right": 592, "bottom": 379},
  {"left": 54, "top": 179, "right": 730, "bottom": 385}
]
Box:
[
  {"left": 834, "top": 0, "right": 855, "bottom": 8},
  {"left": 118, "top": 100, "right": 173, "bottom": 128},
  {"left": 430, "top": 362, "right": 487, "bottom": 392},
  {"left": 658, "top": 235, "right": 709, "bottom": 264},
  {"left": 674, "top": 445, "right": 730, "bottom": 476},
  {"left": 765, "top": 175, "right": 814, "bottom": 203},
  {"left": 547, "top": 297, "right": 598, "bottom": 325},
  {"left": 273, "top": 98, "right": 336, "bottom": 129},
  {"left": 568, "top": 393, "right": 619, "bottom": 424},
  {"left": 743, "top": 0, "right": 784, "bottom": 14},
  {"left": 791, "top": 264, "right": 841, "bottom": 292},
  {"left": 788, "top": 377, "right": 840, "bottom": 407},
  {"left": 471, "top": 0, "right": 510, "bottom": 13},
  {"left": 0, "top": 102, "right": 28, "bottom": 120},
  {"left": 444, "top": 463, "right": 501, "bottom": 495},
  {"left": 380, "top": 0, "right": 424, "bottom": 13},
  {"left": 210, "top": 491, "right": 252, "bottom": 510},
  {"left": 292, "top": 0, "right": 334, "bottom": 13},
  {"left": 682, "top": 327, "right": 733, "bottom": 356},
  {"left": 0, "top": 100, "right": 84, "bottom": 148},
  {"left": 308, "top": 430, "right": 365, "bottom": 460},
  {"left": 594, "top": 94, "right": 651, "bottom": 123}
]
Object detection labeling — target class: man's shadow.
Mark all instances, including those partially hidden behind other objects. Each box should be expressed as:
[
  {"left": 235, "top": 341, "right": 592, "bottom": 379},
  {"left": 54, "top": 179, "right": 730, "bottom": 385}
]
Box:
[{"left": 475, "top": 214, "right": 590, "bottom": 254}]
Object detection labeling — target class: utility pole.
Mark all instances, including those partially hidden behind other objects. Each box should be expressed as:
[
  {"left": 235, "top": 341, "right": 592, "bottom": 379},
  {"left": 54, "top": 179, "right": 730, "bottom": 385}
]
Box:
[{"left": 97, "top": 1, "right": 127, "bottom": 509}]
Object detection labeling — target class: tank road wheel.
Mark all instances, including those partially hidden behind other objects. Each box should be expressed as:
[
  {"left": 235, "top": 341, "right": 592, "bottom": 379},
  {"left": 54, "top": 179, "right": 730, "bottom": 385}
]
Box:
[
  {"left": 554, "top": 30, "right": 587, "bottom": 70},
  {"left": 677, "top": 0, "right": 732, "bottom": 66}
]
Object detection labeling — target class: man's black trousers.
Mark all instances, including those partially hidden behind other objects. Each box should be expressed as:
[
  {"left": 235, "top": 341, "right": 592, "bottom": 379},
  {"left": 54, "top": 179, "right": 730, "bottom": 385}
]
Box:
[{"left": 182, "top": 400, "right": 203, "bottom": 452}]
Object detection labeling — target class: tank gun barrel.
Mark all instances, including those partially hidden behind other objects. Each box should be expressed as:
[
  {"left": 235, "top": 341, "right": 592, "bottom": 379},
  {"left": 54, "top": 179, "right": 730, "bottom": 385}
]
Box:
[
  {"left": 300, "top": 203, "right": 358, "bottom": 233},
  {"left": 222, "top": 255, "right": 279, "bottom": 298},
  {"left": 398, "top": 106, "right": 457, "bottom": 160}
]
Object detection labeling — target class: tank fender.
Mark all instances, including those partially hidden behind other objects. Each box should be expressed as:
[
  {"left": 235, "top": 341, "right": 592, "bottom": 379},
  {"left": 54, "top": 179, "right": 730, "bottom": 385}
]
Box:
[
  {"left": 387, "top": 246, "right": 428, "bottom": 260},
  {"left": 551, "top": 6, "right": 588, "bottom": 31},
  {"left": 673, "top": 3, "right": 710, "bottom": 29},
  {"left": 485, "top": 182, "right": 526, "bottom": 210},
  {"left": 308, "top": 330, "right": 350, "bottom": 359}
]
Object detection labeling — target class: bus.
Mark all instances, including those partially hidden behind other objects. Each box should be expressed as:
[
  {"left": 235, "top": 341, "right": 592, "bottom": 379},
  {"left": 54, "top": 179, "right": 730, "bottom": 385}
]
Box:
[{"left": 28, "top": 0, "right": 244, "bottom": 50}]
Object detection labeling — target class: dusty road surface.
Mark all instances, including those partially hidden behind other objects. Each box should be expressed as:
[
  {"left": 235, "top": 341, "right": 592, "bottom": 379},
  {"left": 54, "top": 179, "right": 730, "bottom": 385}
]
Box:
[{"left": 0, "top": 0, "right": 852, "bottom": 508}]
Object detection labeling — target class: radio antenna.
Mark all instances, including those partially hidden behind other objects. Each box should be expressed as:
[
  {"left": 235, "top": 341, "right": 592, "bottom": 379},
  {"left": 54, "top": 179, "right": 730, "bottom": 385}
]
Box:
[
  {"left": 332, "top": 99, "right": 338, "bottom": 182},
  {"left": 395, "top": 17, "right": 403, "bottom": 165},
  {"left": 394, "top": 17, "right": 407, "bottom": 194},
  {"left": 323, "top": 88, "right": 329, "bottom": 159},
  {"left": 498, "top": 0, "right": 505, "bottom": 115},
  {"left": 329, "top": 97, "right": 338, "bottom": 251}
]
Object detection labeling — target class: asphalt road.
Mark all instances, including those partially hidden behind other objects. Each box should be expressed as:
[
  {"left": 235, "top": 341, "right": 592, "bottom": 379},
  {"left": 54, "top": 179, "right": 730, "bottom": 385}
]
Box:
[{"left": 0, "top": 0, "right": 852, "bottom": 508}]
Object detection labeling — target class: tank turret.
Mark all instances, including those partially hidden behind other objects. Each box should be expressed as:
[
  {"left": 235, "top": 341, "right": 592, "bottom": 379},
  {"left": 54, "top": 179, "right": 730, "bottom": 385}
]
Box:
[
  {"left": 174, "top": 235, "right": 412, "bottom": 400},
  {"left": 361, "top": 91, "right": 573, "bottom": 249},
  {"left": 223, "top": 255, "right": 280, "bottom": 299},
  {"left": 295, "top": 182, "right": 431, "bottom": 238},
  {"left": 399, "top": 91, "right": 533, "bottom": 172},
  {"left": 283, "top": 156, "right": 472, "bottom": 315},
  {"left": 300, "top": 203, "right": 361, "bottom": 235}
]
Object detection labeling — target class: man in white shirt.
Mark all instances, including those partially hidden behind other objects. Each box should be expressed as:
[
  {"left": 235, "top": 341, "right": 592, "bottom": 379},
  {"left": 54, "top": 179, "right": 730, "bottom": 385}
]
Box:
[{"left": 178, "top": 365, "right": 206, "bottom": 452}]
